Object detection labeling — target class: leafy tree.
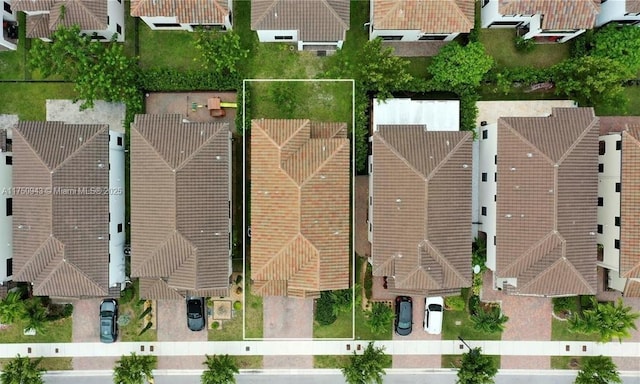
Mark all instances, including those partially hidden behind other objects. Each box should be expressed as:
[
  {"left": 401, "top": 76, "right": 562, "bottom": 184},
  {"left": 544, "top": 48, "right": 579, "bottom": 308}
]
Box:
[
  {"left": 23, "top": 298, "right": 47, "bottom": 335},
  {"left": 472, "top": 236, "right": 487, "bottom": 271},
  {"left": 341, "top": 342, "right": 387, "bottom": 384},
  {"left": 457, "top": 347, "right": 497, "bottom": 384},
  {"left": 569, "top": 298, "right": 640, "bottom": 342},
  {"left": 575, "top": 356, "right": 621, "bottom": 384},
  {"left": 201, "top": 354, "right": 239, "bottom": 384},
  {"left": 113, "top": 353, "right": 157, "bottom": 384},
  {"left": 428, "top": 42, "right": 494, "bottom": 94},
  {"left": 194, "top": 30, "right": 248, "bottom": 75},
  {"left": 365, "top": 302, "right": 394, "bottom": 335},
  {"left": 330, "top": 287, "right": 354, "bottom": 316},
  {"left": 0, "top": 355, "right": 44, "bottom": 384},
  {"left": 0, "top": 291, "right": 26, "bottom": 325},
  {"left": 552, "top": 56, "right": 632, "bottom": 112},
  {"left": 592, "top": 24, "right": 640, "bottom": 74}
]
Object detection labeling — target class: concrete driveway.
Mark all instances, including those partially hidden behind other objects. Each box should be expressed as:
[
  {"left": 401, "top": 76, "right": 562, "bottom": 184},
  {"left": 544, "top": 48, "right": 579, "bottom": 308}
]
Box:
[
  {"left": 392, "top": 295, "right": 441, "bottom": 368},
  {"left": 71, "top": 298, "right": 119, "bottom": 370},
  {"left": 263, "top": 296, "right": 313, "bottom": 369}
]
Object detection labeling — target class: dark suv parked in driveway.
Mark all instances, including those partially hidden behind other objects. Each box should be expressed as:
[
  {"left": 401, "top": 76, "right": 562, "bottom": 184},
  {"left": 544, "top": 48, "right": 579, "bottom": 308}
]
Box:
[
  {"left": 186, "top": 296, "right": 206, "bottom": 331},
  {"left": 394, "top": 296, "right": 413, "bottom": 336},
  {"left": 99, "top": 299, "right": 118, "bottom": 343}
]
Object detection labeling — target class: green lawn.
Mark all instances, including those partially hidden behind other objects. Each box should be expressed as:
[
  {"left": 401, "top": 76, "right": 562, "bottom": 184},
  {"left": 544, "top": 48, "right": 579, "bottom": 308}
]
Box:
[
  {"left": 314, "top": 355, "right": 351, "bottom": 368},
  {"left": 209, "top": 309, "right": 243, "bottom": 341},
  {"left": 244, "top": 278, "right": 263, "bottom": 339},
  {"left": 0, "top": 357, "right": 72, "bottom": 371},
  {"left": 0, "top": 317, "right": 72, "bottom": 343},
  {"left": 233, "top": 355, "right": 263, "bottom": 369},
  {"left": 0, "top": 83, "right": 77, "bottom": 120},
  {"left": 442, "top": 354, "right": 501, "bottom": 369},
  {"left": 480, "top": 29, "right": 570, "bottom": 69},
  {"left": 551, "top": 318, "right": 599, "bottom": 342},
  {"left": 442, "top": 309, "right": 502, "bottom": 341},
  {"left": 551, "top": 356, "right": 583, "bottom": 370},
  {"left": 406, "top": 57, "right": 432, "bottom": 79},
  {"left": 314, "top": 310, "right": 353, "bottom": 339},
  {"left": 123, "top": 0, "right": 138, "bottom": 57},
  {"left": 137, "top": 24, "right": 199, "bottom": 70},
  {"left": 0, "top": 12, "right": 27, "bottom": 80},
  {"left": 595, "top": 86, "right": 640, "bottom": 116},
  {"left": 118, "top": 282, "right": 157, "bottom": 342}
]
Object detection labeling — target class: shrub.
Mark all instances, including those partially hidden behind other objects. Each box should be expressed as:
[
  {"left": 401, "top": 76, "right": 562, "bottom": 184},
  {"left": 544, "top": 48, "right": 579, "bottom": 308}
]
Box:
[
  {"left": 139, "top": 67, "right": 240, "bottom": 92},
  {"left": 553, "top": 296, "right": 577, "bottom": 314},
  {"left": 468, "top": 295, "right": 481, "bottom": 316},
  {"left": 235, "top": 275, "right": 243, "bottom": 285},
  {"left": 139, "top": 321, "right": 153, "bottom": 336},
  {"left": 120, "top": 284, "right": 135, "bottom": 304},
  {"left": 211, "top": 321, "right": 220, "bottom": 330},
  {"left": 445, "top": 295, "right": 466, "bottom": 312},
  {"left": 363, "top": 262, "right": 373, "bottom": 300},
  {"left": 315, "top": 291, "right": 337, "bottom": 326},
  {"left": 514, "top": 36, "right": 536, "bottom": 53},
  {"left": 46, "top": 303, "right": 73, "bottom": 321},
  {"left": 233, "top": 301, "right": 242, "bottom": 311},
  {"left": 471, "top": 305, "right": 508, "bottom": 333},
  {"left": 365, "top": 302, "right": 395, "bottom": 335},
  {"left": 139, "top": 305, "right": 152, "bottom": 320}
]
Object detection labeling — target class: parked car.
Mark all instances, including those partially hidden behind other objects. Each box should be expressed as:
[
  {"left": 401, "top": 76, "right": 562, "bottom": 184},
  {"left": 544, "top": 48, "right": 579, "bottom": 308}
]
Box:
[
  {"left": 99, "top": 299, "right": 118, "bottom": 343},
  {"left": 424, "top": 296, "right": 444, "bottom": 334},
  {"left": 186, "top": 296, "right": 206, "bottom": 331},
  {"left": 394, "top": 296, "right": 413, "bottom": 336}
]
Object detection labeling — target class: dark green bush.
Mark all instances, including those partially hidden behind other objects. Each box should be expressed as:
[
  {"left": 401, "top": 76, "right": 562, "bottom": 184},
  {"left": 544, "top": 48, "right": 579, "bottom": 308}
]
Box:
[
  {"left": 364, "top": 262, "right": 373, "bottom": 300},
  {"left": 471, "top": 305, "right": 508, "bottom": 333},
  {"left": 139, "top": 321, "right": 153, "bottom": 336},
  {"left": 139, "top": 67, "right": 240, "bottom": 92},
  {"left": 553, "top": 296, "right": 577, "bottom": 313},
  {"left": 514, "top": 36, "right": 536, "bottom": 53},
  {"left": 120, "top": 284, "right": 135, "bottom": 304},
  {"left": 445, "top": 295, "right": 466, "bottom": 312},
  {"left": 235, "top": 275, "right": 243, "bottom": 285},
  {"left": 46, "top": 303, "right": 73, "bottom": 321},
  {"left": 468, "top": 295, "right": 481, "bottom": 316},
  {"left": 139, "top": 305, "right": 152, "bottom": 320},
  {"left": 315, "top": 291, "right": 337, "bottom": 326}
]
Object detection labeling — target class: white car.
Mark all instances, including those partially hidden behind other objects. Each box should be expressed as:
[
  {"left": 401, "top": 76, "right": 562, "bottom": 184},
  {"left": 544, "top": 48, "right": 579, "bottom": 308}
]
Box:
[{"left": 424, "top": 296, "right": 444, "bottom": 334}]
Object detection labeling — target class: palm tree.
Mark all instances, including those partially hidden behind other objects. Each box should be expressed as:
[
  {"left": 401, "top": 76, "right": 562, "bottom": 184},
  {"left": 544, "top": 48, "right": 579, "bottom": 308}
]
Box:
[
  {"left": 365, "top": 302, "right": 395, "bottom": 335},
  {"left": 341, "top": 342, "right": 387, "bottom": 384},
  {"left": 471, "top": 307, "right": 509, "bottom": 334},
  {"left": 113, "top": 353, "right": 157, "bottom": 384},
  {"left": 0, "top": 354, "right": 44, "bottom": 384},
  {"left": 575, "top": 356, "right": 621, "bottom": 384},
  {"left": 201, "top": 354, "right": 239, "bottom": 384},
  {"left": 23, "top": 298, "right": 47, "bottom": 335},
  {"left": 457, "top": 347, "right": 498, "bottom": 384},
  {"left": 0, "top": 291, "right": 26, "bottom": 325},
  {"left": 569, "top": 298, "right": 639, "bottom": 342}
]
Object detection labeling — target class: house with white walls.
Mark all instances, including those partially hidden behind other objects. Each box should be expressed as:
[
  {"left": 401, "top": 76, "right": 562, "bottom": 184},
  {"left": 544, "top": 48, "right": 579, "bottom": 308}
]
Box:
[
  {"left": 597, "top": 0, "right": 640, "bottom": 26},
  {"left": 0, "top": 128, "right": 13, "bottom": 286},
  {"left": 1, "top": 0, "right": 18, "bottom": 50},
  {"left": 130, "top": 0, "right": 232, "bottom": 31}
]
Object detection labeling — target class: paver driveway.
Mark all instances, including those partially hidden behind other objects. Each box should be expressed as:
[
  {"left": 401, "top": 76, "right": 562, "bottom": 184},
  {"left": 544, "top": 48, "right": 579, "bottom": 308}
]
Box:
[
  {"left": 72, "top": 298, "right": 119, "bottom": 370},
  {"left": 263, "top": 296, "right": 313, "bottom": 368},
  {"left": 392, "top": 295, "right": 441, "bottom": 368},
  {"left": 157, "top": 299, "right": 208, "bottom": 342}
]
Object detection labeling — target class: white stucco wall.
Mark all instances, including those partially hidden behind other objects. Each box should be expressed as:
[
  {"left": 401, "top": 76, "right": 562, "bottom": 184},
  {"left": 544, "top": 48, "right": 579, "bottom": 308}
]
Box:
[
  {"left": 597, "top": 0, "right": 640, "bottom": 26},
  {"left": 371, "top": 28, "right": 458, "bottom": 41},
  {"left": 597, "top": 134, "right": 621, "bottom": 272},
  {"left": 477, "top": 123, "right": 498, "bottom": 271},
  {"left": 257, "top": 29, "right": 298, "bottom": 42},
  {"left": 1, "top": 0, "right": 18, "bottom": 50},
  {"left": 109, "top": 131, "right": 126, "bottom": 289},
  {"left": 0, "top": 132, "right": 12, "bottom": 284}
]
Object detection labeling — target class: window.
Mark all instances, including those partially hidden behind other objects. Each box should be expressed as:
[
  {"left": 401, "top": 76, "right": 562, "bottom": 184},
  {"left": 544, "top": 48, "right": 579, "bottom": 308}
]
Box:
[
  {"left": 5, "top": 138, "right": 11, "bottom": 152},
  {"left": 117, "top": 136, "right": 123, "bottom": 146},
  {"left": 494, "top": 195, "right": 497, "bottom": 202},
  {"left": 616, "top": 140, "right": 622, "bottom": 150},
  {"left": 599, "top": 141, "right": 606, "bottom": 155},
  {"left": 494, "top": 173, "right": 497, "bottom": 182},
  {"left": 599, "top": 163, "right": 604, "bottom": 173},
  {"left": 379, "top": 35, "right": 402, "bottom": 41},
  {"left": 482, "top": 172, "right": 487, "bottom": 182},
  {"left": 117, "top": 223, "right": 123, "bottom": 233},
  {"left": 5, "top": 258, "right": 11, "bottom": 277},
  {"left": 493, "top": 236, "right": 496, "bottom": 246},
  {"left": 598, "top": 197, "right": 604, "bottom": 206},
  {"left": 482, "top": 130, "right": 488, "bottom": 140},
  {"left": 616, "top": 183, "right": 621, "bottom": 193},
  {"left": 5, "top": 198, "right": 11, "bottom": 216},
  {"left": 481, "top": 206, "right": 487, "bottom": 216},
  {"left": 4, "top": 2, "right": 12, "bottom": 13},
  {"left": 597, "top": 224, "right": 603, "bottom": 234},
  {"left": 116, "top": 24, "right": 122, "bottom": 35},
  {"left": 615, "top": 239, "right": 620, "bottom": 249},
  {"left": 494, "top": 155, "right": 497, "bottom": 165},
  {"left": 274, "top": 35, "right": 293, "bottom": 40},
  {"left": 107, "top": 16, "right": 110, "bottom": 25},
  {"left": 481, "top": 0, "right": 490, "bottom": 7},
  {"left": 489, "top": 21, "right": 524, "bottom": 27},
  {"left": 92, "top": 35, "right": 107, "bottom": 40},
  {"left": 154, "top": 23, "right": 181, "bottom": 28},
  {"left": 5, "top": 156, "right": 11, "bottom": 165},
  {"left": 615, "top": 216, "right": 620, "bottom": 226},
  {"left": 418, "top": 35, "right": 447, "bottom": 41}
]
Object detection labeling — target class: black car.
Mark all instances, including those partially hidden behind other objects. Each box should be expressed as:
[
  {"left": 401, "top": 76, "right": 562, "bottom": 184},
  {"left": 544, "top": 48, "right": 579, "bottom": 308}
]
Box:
[
  {"left": 186, "top": 296, "right": 206, "bottom": 331},
  {"left": 394, "top": 296, "right": 413, "bottom": 336},
  {"left": 99, "top": 299, "right": 118, "bottom": 343}
]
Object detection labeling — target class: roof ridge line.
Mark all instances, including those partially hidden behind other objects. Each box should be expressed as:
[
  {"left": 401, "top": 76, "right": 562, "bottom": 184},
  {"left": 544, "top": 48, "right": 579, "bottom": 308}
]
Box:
[
  {"left": 298, "top": 138, "right": 349, "bottom": 188},
  {"left": 426, "top": 131, "right": 472, "bottom": 181},
  {"left": 255, "top": 0, "right": 282, "bottom": 28},
  {"left": 279, "top": 119, "right": 310, "bottom": 151},
  {"left": 500, "top": 230, "right": 558, "bottom": 277},
  {"left": 502, "top": 119, "right": 555, "bottom": 166},
  {"left": 320, "top": 0, "right": 349, "bottom": 28},
  {"left": 132, "top": 125, "right": 175, "bottom": 172},
  {"left": 519, "top": 256, "right": 595, "bottom": 295},
  {"left": 173, "top": 122, "right": 229, "bottom": 172},
  {"left": 375, "top": 134, "right": 427, "bottom": 181},
  {"left": 52, "top": 124, "right": 108, "bottom": 173},
  {"left": 422, "top": 239, "right": 470, "bottom": 287},
  {"left": 556, "top": 116, "right": 598, "bottom": 165}
]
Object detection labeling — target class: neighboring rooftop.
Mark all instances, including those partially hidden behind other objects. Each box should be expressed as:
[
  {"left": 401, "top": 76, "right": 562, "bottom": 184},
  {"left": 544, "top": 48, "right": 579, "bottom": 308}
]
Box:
[
  {"left": 130, "top": 114, "right": 231, "bottom": 299},
  {"left": 372, "top": 99, "right": 460, "bottom": 132},
  {"left": 12, "top": 121, "right": 111, "bottom": 297},
  {"left": 12, "top": 0, "right": 108, "bottom": 38},
  {"left": 371, "top": 125, "right": 473, "bottom": 294},
  {"left": 496, "top": 107, "right": 599, "bottom": 296},
  {"left": 251, "top": 0, "right": 350, "bottom": 41},
  {"left": 373, "top": 0, "right": 474, "bottom": 33},
  {"left": 498, "top": 0, "right": 600, "bottom": 29},
  {"left": 621, "top": 127, "right": 640, "bottom": 285},
  {"left": 130, "top": 0, "right": 229, "bottom": 24},
  {"left": 250, "top": 119, "right": 350, "bottom": 298},
  {"left": 627, "top": 0, "right": 640, "bottom": 13}
]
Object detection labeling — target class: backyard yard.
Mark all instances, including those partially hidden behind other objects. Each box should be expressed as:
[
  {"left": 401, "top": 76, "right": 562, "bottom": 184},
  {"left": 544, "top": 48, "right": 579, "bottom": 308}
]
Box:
[
  {"left": 480, "top": 29, "right": 570, "bottom": 69},
  {"left": 0, "top": 83, "right": 76, "bottom": 120}
]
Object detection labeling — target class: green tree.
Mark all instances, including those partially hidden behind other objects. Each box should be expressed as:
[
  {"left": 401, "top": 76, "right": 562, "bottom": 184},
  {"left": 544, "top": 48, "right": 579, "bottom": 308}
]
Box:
[
  {"left": 113, "top": 353, "right": 157, "bottom": 384},
  {"left": 201, "top": 354, "right": 239, "bottom": 384},
  {"left": 341, "top": 342, "right": 387, "bottom": 384},
  {"left": 592, "top": 24, "right": 640, "bottom": 74},
  {"left": 0, "top": 355, "right": 44, "bottom": 384},
  {"left": 457, "top": 347, "right": 498, "bottom": 384},
  {"left": 569, "top": 298, "right": 640, "bottom": 342},
  {"left": 428, "top": 42, "right": 494, "bottom": 94},
  {"left": 575, "top": 356, "right": 621, "bottom": 384},
  {"left": 23, "top": 298, "right": 47, "bottom": 335},
  {"left": 470, "top": 307, "right": 508, "bottom": 334},
  {"left": 194, "top": 30, "right": 248, "bottom": 75},
  {"left": 0, "top": 291, "right": 26, "bottom": 325},
  {"left": 365, "top": 302, "right": 394, "bottom": 336},
  {"left": 330, "top": 287, "right": 354, "bottom": 317}
]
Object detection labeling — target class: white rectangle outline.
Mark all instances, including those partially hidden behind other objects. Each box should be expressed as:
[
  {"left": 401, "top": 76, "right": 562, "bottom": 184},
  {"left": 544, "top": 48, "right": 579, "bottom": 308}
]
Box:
[{"left": 242, "top": 78, "right": 356, "bottom": 341}]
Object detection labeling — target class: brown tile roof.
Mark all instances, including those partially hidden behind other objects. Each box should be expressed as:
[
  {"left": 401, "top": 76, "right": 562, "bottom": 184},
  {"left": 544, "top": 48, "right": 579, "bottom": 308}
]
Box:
[
  {"left": 251, "top": 0, "right": 350, "bottom": 42},
  {"left": 14, "top": 0, "right": 107, "bottom": 38},
  {"left": 499, "top": 0, "right": 599, "bottom": 29},
  {"left": 373, "top": 0, "right": 474, "bottom": 34},
  {"left": 250, "top": 119, "right": 350, "bottom": 298},
  {"left": 624, "top": 278, "right": 640, "bottom": 297},
  {"left": 599, "top": 116, "right": 640, "bottom": 135},
  {"left": 621, "top": 127, "right": 640, "bottom": 279},
  {"left": 131, "top": 0, "right": 229, "bottom": 24},
  {"left": 131, "top": 114, "right": 231, "bottom": 299},
  {"left": 12, "top": 122, "right": 111, "bottom": 297},
  {"left": 496, "top": 108, "right": 599, "bottom": 296},
  {"left": 371, "top": 125, "right": 473, "bottom": 294},
  {"left": 627, "top": 0, "right": 640, "bottom": 13}
]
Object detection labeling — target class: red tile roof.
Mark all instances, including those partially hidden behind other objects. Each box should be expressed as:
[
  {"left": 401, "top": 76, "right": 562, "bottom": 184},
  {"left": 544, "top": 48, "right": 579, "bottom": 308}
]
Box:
[
  {"left": 496, "top": 108, "right": 599, "bottom": 296},
  {"left": 250, "top": 119, "right": 350, "bottom": 298},
  {"left": 499, "top": 0, "right": 599, "bottom": 29},
  {"left": 373, "top": 0, "right": 474, "bottom": 34},
  {"left": 13, "top": 0, "right": 108, "bottom": 38},
  {"left": 131, "top": 0, "right": 229, "bottom": 24}
]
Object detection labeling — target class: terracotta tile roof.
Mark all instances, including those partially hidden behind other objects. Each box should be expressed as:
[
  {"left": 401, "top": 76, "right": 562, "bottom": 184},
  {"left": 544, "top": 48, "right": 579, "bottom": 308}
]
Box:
[
  {"left": 599, "top": 116, "right": 640, "bottom": 135},
  {"left": 131, "top": 114, "right": 231, "bottom": 299},
  {"left": 624, "top": 278, "right": 640, "bottom": 297},
  {"left": 499, "top": 0, "right": 599, "bottom": 29},
  {"left": 14, "top": 0, "right": 107, "bottom": 38},
  {"left": 621, "top": 127, "right": 640, "bottom": 279},
  {"left": 373, "top": 0, "right": 474, "bottom": 34},
  {"left": 627, "top": 0, "right": 640, "bottom": 13},
  {"left": 131, "top": 0, "right": 229, "bottom": 24},
  {"left": 251, "top": 0, "right": 350, "bottom": 42},
  {"left": 12, "top": 122, "right": 111, "bottom": 297},
  {"left": 496, "top": 108, "right": 599, "bottom": 296},
  {"left": 371, "top": 125, "right": 473, "bottom": 293},
  {"left": 250, "top": 119, "right": 350, "bottom": 298}
]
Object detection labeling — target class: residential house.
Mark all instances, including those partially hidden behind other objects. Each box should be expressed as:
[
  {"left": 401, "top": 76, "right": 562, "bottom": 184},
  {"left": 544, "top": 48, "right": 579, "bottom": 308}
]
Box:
[
  {"left": 1, "top": 0, "right": 18, "bottom": 50},
  {"left": 130, "top": 114, "right": 231, "bottom": 300},
  {"left": 251, "top": 0, "right": 349, "bottom": 51},
  {"left": 370, "top": 0, "right": 475, "bottom": 42},
  {"left": 597, "top": 117, "right": 640, "bottom": 296},
  {"left": 11, "top": 121, "right": 126, "bottom": 298},
  {"left": 130, "top": 0, "right": 232, "bottom": 31},
  {"left": 478, "top": 108, "right": 599, "bottom": 296},
  {"left": 597, "top": 0, "right": 640, "bottom": 26},
  {"left": 0, "top": 129, "right": 12, "bottom": 285},
  {"left": 250, "top": 119, "right": 350, "bottom": 298},
  {"left": 481, "top": 0, "right": 600, "bottom": 43},
  {"left": 368, "top": 99, "right": 473, "bottom": 295},
  {"left": 10, "top": 0, "right": 124, "bottom": 42}
]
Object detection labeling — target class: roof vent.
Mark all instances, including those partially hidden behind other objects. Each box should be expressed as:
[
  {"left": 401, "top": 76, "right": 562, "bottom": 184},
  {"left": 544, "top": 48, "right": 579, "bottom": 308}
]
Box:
[
  {"left": 446, "top": 140, "right": 450, "bottom": 146},
  {"left": 520, "top": 214, "right": 525, "bottom": 218},
  {"left": 510, "top": 167, "right": 516, "bottom": 171},
  {"left": 215, "top": 232, "right": 220, "bottom": 236},
  {"left": 505, "top": 214, "right": 512, "bottom": 218},
  {"left": 319, "top": 174, "right": 326, "bottom": 179},
  {"left": 589, "top": 232, "right": 595, "bottom": 236},
  {"left": 396, "top": 198, "right": 402, "bottom": 203},
  {"left": 78, "top": 137, "right": 83, "bottom": 142},
  {"left": 480, "top": 121, "right": 488, "bottom": 126},
  {"left": 548, "top": 189, "right": 553, "bottom": 193},
  {"left": 216, "top": 155, "right": 222, "bottom": 160},
  {"left": 527, "top": 153, "right": 533, "bottom": 158},
  {"left": 98, "top": 236, "right": 104, "bottom": 240},
  {"left": 462, "top": 164, "right": 468, "bottom": 168}
]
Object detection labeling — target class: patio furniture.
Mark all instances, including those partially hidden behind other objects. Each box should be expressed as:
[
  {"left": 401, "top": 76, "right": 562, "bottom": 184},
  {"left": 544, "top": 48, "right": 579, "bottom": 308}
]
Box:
[{"left": 208, "top": 97, "right": 225, "bottom": 118}]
